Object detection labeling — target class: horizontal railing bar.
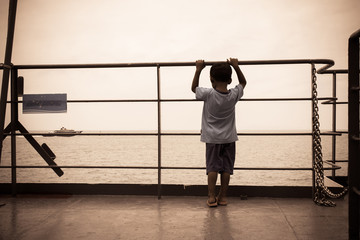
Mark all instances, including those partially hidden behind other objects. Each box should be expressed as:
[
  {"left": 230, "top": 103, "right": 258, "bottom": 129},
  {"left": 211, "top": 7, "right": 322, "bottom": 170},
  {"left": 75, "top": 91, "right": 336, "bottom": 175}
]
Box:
[
  {"left": 324, "top": 160, "right": 349, "bottom": 163},
  {"left": 162, "top": 133, "right": 313, "bottom": 136},
  {"left": 0, "top": 165, "right": 158, "bottom": 169},
  {"left": 6, "top": 100, "right": 159, "bottom": 103},
  {"left": 239, "top": 97, "right": 336, "bottom": 102},
  {"left": 318, "top": 69, "right": 349, "bottom": 74},
  {"left": 323, "top": 161, "right": 342, "bottom": 170},
  {"left": 4, "top": 132, "right": 341, "bottom": 136},
  {"left": 6, "top": 132, "right": 159, "bottom": 136},
  {"left": 320, "top": 131, "right": 343, "bottom": 136},
  {"left": 335, "top": 131, "right": 348, "bottom": 134},
  {"left": 6, "top": 97, "right": 337, "bottom": 104},
  {"left": 162, "top": 166, "right": 340, "bottom": 171},
  {"left": 0, "top": 165, "right": 339, "bottom": 171},
  {"left": 163, "top": 132, "right": 341, "bottom": 136},
  {"left": 70, "top": 99, "right": 156, "bottom": 103},
  {"left": 11, "top": 59, "right": 334, "bottom": 70},
  {"left": 322, "top": 100, "right": 350, "bottom": 105}
]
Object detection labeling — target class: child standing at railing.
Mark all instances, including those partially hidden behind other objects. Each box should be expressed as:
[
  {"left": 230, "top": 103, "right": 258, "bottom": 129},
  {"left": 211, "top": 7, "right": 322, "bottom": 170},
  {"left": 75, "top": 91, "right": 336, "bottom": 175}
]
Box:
[{"left": 191, "top": 58, "right": 247, "bottom": 207}]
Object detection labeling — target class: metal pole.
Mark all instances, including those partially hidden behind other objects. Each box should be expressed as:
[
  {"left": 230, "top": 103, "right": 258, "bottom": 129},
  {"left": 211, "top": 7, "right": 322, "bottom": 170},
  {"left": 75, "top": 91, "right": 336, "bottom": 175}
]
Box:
[
  {"left": 331, "top": 72, "right": 337, "bottom": 179},
  {"left": 12, "top": 59, "right": 335, "bottom": 70},
  {"left": 157, "top": 65, "right": 162, "bottom": 199},
  {"left": 0, "top": 0, "right": 18, "bottom": 162},
  {"left": 10, "top": 68, "right": 18, "bottom": 196}
]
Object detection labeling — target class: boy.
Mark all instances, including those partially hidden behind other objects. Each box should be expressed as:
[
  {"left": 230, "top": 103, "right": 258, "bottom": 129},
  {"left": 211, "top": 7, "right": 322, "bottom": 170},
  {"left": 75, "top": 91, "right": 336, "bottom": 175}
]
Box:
[{"left": 191, "top": 58, "right": 247, "bottom": 207}]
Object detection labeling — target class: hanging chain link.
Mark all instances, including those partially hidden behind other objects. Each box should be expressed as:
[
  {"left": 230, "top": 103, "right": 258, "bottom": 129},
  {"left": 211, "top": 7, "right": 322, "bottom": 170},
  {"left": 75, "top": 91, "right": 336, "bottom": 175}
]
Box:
[{"left": 311, "top": 64, "right": 348, "bottom": 207}]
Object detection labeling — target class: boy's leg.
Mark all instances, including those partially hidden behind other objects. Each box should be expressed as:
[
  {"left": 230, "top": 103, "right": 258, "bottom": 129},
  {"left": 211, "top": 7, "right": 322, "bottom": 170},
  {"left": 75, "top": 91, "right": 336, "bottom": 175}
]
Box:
[
  {"left": 217, "top": 142, "right": 235, "bottom": 205},
  {"left": 218, "top": 172, "right": 230, "bottom": 205},
  {"left": 208, "top": 171, "right": 218, "bottom": 204}
]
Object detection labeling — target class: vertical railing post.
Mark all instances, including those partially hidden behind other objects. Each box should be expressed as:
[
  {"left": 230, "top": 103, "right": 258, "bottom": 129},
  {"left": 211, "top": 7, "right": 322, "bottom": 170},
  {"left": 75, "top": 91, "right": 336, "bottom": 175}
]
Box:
[
  {"left": 156, "top": 65, "right": 162, "bottom": 199},
  {"left": 331, "top": 72, "right": 337, "bottom": 179},
  {"left": 0, "top": 0, "right": 18, "bottom": 163},
  {"left": 10, "top": 67, "right": 18, "bottom": 196}
]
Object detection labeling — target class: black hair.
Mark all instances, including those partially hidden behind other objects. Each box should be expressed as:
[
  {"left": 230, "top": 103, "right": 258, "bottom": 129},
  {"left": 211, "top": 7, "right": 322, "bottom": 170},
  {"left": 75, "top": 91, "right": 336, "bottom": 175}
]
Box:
[{"left": 210, "top": 62, "right": 232, "bottom": 82}]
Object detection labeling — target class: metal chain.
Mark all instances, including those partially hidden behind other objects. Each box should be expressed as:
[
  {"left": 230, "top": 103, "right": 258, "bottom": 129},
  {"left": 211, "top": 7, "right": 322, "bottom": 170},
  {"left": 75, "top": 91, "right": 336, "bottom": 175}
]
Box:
[{"left": 311, "top": 64, "right": 348, "bottom": 207}]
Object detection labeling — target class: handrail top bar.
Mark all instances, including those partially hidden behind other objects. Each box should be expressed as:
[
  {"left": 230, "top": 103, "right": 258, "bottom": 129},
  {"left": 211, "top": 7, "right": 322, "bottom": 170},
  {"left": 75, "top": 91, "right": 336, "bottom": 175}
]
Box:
[
  {"left": 6, "top": 97, "right": 337, "bottom": 103},
  {"left": 6, "top": 59, "right": 334, "bottom": 70}
]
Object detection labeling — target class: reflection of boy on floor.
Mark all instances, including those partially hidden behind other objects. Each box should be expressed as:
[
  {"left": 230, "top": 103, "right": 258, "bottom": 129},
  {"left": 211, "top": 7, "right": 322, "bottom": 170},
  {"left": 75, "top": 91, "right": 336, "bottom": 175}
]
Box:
[{"left": 191, "top": 58, "right": 247, "bottom": 207}]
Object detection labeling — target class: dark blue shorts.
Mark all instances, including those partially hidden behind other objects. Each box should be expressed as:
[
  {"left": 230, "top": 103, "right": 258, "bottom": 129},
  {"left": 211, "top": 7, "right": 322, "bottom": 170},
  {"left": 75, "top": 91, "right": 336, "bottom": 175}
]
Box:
[{"left": 206, "top": 142, "right": 236, "bottom": 175}]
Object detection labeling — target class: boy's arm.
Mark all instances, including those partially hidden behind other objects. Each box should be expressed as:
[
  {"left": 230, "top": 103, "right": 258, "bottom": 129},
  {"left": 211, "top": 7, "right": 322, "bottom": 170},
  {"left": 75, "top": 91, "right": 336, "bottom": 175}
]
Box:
[
  {"left": 191, "top": 60, "right": 206, "bottom": 93},
  {"left": 228, "top": 58, "right": 247, "bottom": 88}
]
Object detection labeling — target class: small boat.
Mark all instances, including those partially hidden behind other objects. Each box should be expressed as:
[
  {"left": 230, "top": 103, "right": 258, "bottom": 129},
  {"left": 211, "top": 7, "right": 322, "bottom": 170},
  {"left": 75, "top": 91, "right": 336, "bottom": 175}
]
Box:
[{"left": 44, "top": 127, "right": 82, "bottom": 137}]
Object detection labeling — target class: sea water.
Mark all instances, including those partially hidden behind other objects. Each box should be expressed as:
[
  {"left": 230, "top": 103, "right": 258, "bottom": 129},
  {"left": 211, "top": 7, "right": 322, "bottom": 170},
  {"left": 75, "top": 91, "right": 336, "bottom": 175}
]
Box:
[{"left": 0, "top": 134, "right": 348, "bottom": 186}]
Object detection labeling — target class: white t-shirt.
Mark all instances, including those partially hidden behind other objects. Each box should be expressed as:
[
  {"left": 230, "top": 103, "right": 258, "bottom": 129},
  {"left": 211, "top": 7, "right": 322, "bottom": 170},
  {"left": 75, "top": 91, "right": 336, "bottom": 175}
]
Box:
[{"left": 196, "top": 84, "right": 244, "bottom": 144}]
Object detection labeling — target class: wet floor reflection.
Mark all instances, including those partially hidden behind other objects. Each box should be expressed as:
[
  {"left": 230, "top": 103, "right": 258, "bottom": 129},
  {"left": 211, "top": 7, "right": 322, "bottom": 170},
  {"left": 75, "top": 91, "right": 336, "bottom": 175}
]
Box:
[{"left": 204, "top": 207, "right": 234, "bottom": 240}]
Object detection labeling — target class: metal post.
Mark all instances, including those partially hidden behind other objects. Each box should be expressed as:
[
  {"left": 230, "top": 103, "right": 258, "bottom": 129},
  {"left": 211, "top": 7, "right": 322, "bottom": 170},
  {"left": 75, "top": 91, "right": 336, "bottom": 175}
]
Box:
[
  {"left": 157, "top": 65, "right": 162, "bottom": 199},
  {"left": 331, "top": 72, "right": 337, "bottom": 179},
  {"left": 0, "top": 0, "right": 18, "bottom": 162},
  {"left": 10, "top": 68, "right": 18, "bottom": 196}
]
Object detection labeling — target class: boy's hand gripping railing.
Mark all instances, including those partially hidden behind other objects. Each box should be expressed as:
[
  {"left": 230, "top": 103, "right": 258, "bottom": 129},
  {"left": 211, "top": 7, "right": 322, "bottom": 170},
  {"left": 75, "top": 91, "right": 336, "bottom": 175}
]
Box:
[{"left": 311, "top": 64, "right": 348, "bottom": 206}]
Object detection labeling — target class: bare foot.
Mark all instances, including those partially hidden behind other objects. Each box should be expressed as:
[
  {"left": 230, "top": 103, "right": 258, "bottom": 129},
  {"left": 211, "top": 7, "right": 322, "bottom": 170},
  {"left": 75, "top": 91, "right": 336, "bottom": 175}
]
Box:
[
  {"left": 207, "top": 197, "right": 217, "bottom": 207},
  {"left": 216, "top": 196, "right": 228, "bottom": 206}
]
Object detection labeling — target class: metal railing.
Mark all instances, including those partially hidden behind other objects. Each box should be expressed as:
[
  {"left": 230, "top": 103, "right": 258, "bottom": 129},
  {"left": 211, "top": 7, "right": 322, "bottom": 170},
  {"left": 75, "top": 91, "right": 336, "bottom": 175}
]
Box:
[
  {"left": 0, "top": 59, "right": 346, "bottom": 201},
  {"left": 318, "top": 69, "right": 349, "bottom": 183}
]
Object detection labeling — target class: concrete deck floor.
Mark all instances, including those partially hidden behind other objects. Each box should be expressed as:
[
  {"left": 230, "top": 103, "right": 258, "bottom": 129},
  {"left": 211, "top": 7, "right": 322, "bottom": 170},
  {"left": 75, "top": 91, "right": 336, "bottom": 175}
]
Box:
[{"left": 0, "top": 195, "right": 348, "bottom": 240}]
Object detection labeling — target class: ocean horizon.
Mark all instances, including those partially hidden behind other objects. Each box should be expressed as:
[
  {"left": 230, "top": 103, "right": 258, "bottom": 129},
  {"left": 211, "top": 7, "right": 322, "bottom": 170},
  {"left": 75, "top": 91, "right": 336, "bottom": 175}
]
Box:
[{"left": 0, "top": 133, "right": 348, "bottom": 187}]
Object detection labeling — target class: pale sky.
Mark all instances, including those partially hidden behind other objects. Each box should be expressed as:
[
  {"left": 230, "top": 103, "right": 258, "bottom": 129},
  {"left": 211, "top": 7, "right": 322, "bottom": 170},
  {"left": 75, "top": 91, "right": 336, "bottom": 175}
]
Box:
[{"left": 1, "top": 0, "right": 359, "bottom": 131}]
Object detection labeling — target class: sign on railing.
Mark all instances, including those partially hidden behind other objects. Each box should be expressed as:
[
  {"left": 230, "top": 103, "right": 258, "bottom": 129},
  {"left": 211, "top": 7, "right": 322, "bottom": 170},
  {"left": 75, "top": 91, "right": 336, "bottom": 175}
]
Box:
[{"left": 23, "top": 94, "right": 67, "bottom": 113}]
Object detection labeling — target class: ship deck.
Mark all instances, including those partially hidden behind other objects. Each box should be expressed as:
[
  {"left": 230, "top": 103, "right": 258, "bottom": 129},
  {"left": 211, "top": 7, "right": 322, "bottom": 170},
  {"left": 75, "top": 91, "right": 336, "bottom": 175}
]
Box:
[{"left": 0, "top": 194, "right": 348, "bottom": 240}]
